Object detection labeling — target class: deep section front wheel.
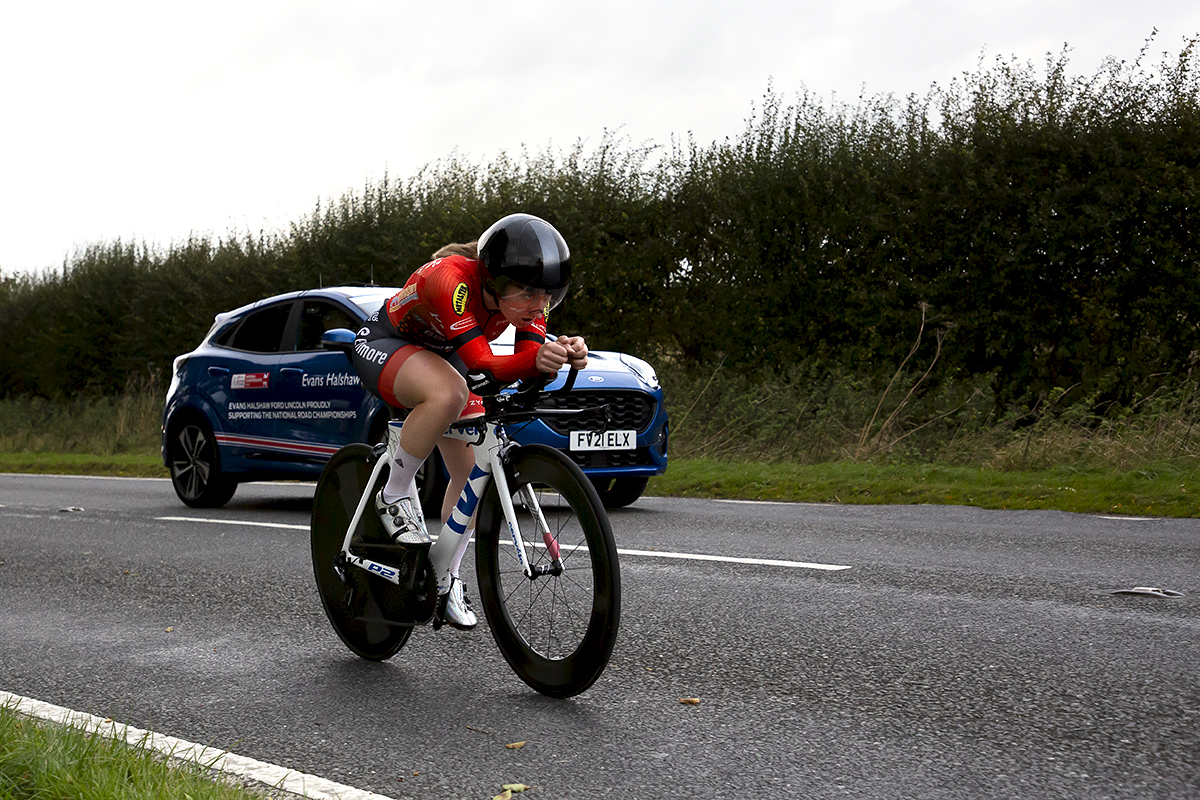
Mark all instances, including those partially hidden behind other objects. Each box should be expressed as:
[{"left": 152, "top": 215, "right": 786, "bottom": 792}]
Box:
[
  {"left": 311, "top": 443, "right": 419, "bottom": 660},
  {"left": 476, "top": 445, "right": 621, "bottom": 698}
]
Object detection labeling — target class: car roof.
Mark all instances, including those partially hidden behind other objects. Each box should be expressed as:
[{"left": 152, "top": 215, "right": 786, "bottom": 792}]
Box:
[
  {"left": 314, "top": 285, "right": 400, "bottom": 314},
  {"left": 209, "top": 284, "right": 524, "bottom": 350}
]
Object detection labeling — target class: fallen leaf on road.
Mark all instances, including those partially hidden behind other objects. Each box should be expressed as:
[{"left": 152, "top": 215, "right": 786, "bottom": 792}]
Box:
[
  {"left": 679, "top": 698, "right": 701, "bottom": 704},
  {"left": 505, "top": 741, "right": 526, "bottom": 749},
  {"left": 492, "top": 791, "right": 512, "bottom": 800},
  {"left": 503, "top": 784, "right": 530, "bottom": 792}
]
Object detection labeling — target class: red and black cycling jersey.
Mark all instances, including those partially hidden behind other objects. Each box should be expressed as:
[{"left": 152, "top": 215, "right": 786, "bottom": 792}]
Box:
[{"left": 376, "top": 254, "right": 547, "bottom": 393}]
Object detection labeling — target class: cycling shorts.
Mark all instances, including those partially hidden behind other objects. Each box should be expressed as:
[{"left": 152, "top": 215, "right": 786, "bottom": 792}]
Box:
[{"left": 351, "top": 316, "right": 483, "bottom": 418}]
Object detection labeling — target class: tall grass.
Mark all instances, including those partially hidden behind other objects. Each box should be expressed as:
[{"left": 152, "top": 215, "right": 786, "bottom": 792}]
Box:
[
  {"left": 0, "top": 375, "right": 162, "bottom": 456},
  {"left": 2, "top": 363, "right": 1198, "bottom": 478},
  {"left": 661, "top": 361, "right": 1200, "bottom": 472},
  {"left": 0, "top": 702, "right": 271, "bottom": 800}
]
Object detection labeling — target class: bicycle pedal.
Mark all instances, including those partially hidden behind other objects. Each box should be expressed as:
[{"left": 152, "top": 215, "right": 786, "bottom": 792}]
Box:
[{"left": 332, "top": 555, "right": 353, "bottom": 586}]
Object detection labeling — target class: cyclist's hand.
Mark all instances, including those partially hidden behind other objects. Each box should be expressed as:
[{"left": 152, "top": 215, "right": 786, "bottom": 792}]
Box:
[
  {"left": 559, "top": 335, "right": 589, "bottom": 369},
  {"left": 535, "top": 340, "right": 572, "bottom": 373}
]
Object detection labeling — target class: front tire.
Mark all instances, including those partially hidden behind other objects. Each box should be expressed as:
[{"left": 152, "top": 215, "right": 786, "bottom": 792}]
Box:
[
  {"left": 167, "top": 417, "right": 237, "bottom": 508},
  {"left": 476, "top": 446, "right": 620, "bottom": 698}
]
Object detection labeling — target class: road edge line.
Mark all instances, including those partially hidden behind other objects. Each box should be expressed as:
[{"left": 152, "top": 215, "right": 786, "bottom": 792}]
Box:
[{"left": 0, "top": 690, "right": 397, "bottom": 800}]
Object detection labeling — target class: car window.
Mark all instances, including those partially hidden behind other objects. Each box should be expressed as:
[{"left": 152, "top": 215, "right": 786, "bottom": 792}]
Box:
[
  {"left": 296, "top": 300, "right": 359, "bottom": 351},
  {"left": 218, "top": 302, "right": 293, "bottom": 353}
]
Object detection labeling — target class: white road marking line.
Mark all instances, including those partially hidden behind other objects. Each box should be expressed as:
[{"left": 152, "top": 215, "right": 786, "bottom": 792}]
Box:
[
  {"left": 0, "top": 690, "right": 396, "bottom": 800},
  {"left": 157, "top": 516, "right": 853, "bottom": 572},
  {"left": 2, "top": 472, "right": 170, "bottom": 482},
  {"left": 158, "top": 516, "right": 307, "bottom": 530},
  {"left": 618, "top": 547, "right": 850, "bottom": 570}
]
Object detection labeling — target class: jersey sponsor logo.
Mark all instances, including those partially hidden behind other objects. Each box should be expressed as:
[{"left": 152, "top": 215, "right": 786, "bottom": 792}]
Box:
[
  {"left": 466, "top": 369, "right": 498, "bottom": 394},
  {"left": 231, "top": 373, "right": 269, "bottom": 389},
  {"left": 388, "top": 285, "right": 417, "bottom": 315},
  {"left": 450, "top": 318, "right": 475, "bottom": 332},
  {"left": 452, "top": 283, "right": 469, "bottom": 316},
  {"left": 354, "top": 340, "right": 389, "bottom": 365}
]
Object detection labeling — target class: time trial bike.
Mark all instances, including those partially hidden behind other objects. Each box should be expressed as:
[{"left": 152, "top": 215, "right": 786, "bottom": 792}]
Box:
[{"left": 309, "top": 370, "right": 620, "bottom": 698}]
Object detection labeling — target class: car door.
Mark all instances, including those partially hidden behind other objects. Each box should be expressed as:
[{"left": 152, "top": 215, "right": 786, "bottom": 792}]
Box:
[
  {"left": 201, "top": 300, "right": 294, "bottom": 459},
  {"left": 271, "top": 297, "right": 375, "bottom": 460}
]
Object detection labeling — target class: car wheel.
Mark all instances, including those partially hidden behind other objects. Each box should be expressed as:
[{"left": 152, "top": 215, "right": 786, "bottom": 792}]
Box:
[
  {"left": 590, "top": 476, "right": 648, "bottom": 509},
  {"left": 167, "top": 417, "right": 237, "bottom": 508}
]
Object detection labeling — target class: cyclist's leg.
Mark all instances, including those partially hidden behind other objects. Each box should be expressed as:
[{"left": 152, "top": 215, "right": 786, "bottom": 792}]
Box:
[
  {"left": 385, "top": 350, "right": 469, "bottom": 460},
  {"left": 426, "top": 398, "right": 483, "bottom": 629},
  {"left": 377, "top": 349, "right": 469, "bottom": 503},
  {"left": 439, "top": 438, "right": 472, "bottom": 522},
  {"left": 350, "top": 327, "right": 468, "bottom": 543}
]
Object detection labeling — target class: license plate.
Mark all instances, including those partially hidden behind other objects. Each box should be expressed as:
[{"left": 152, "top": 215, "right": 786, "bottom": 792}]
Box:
[{"left": 569, "top": 430, "right": 636, "bottom": 451}]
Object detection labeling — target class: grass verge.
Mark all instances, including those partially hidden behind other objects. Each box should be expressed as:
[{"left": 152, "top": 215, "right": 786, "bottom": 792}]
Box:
[
  {"left": 0, "top": 451, "right": 166, "bottom": 477},
  {"left": 648, "top": 458, "right": 1200, "bottom": 517},
  {"left": 0, "top": 702, "right": 277, "bottom": 800},
  {"left": 3, "top": 449, "right": 1197, "bottom": 517}
]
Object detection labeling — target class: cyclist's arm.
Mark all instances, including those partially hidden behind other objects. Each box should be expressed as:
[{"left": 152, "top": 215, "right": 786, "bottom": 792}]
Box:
[{"left": 453, "top": 332, "right": 542, "bottom": 394}]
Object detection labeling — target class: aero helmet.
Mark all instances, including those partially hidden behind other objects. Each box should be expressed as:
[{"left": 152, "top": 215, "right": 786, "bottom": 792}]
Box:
[{"left": 477, "top": 213, "right": 571, "bottom": 310}]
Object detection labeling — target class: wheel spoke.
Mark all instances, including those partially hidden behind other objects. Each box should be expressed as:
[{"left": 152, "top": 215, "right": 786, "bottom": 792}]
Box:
[{"left": 477, "top": 449, "right": 619, "bottom": 697}]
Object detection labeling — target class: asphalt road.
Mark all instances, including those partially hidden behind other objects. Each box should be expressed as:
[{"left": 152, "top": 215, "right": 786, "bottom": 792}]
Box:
[{"left": 1, "top": 473, "right": 1198, "bottom": 799}]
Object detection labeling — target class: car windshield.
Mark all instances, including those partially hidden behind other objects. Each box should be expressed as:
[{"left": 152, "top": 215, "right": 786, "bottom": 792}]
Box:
[
  {"left": 345, "top": 286, "right": 400, "bottom": 314},
  {"left": 491, "top": 325, "right": 515, "bottom": 353}
]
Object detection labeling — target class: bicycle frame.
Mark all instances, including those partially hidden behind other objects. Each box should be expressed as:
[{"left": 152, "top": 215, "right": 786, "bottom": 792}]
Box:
[
  {"left": 311, "top": 369, "right": 619, "bottom": 696},
  {"left": 336, "top": 416, "right": 556, "bottom": 585}
]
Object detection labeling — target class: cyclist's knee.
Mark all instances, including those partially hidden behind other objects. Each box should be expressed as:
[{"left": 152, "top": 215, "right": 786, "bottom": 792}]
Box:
[{"left": 426, "top": 374, "right": 470, "bottom": 417}]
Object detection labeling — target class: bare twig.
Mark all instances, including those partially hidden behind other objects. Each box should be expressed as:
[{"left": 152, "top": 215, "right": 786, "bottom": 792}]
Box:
[
  {"left": 675, "top": 354, "right": 727, "bottom": 431},
  {"left": 856, "top": 302, "right": 928, "bottom": 458},
  {"left": 873, "top": 327, "right": 945, "bottom": 451}
]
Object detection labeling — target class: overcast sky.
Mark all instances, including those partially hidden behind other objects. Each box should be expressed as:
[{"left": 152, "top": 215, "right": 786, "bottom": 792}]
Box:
[{"left": 1, "top": 0, "right": 1196, "bottom": 277}]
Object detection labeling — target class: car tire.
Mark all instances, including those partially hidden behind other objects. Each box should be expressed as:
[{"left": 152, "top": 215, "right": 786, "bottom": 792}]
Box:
[
  {"left": 167, "top": 416, "right": 237, "bottom": 508},
  {"left": 590, "top": 476, "right": 648, "bottom": 509}
]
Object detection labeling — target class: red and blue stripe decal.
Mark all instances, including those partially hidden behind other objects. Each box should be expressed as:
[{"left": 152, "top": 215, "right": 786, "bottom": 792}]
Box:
[{"left": 215, "top": 433, "right": 340, "bottom": 459}]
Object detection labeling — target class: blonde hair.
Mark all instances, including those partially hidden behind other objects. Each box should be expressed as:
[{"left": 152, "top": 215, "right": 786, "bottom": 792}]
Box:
[{"left": 431, "top": 241, "right": 479, "bottom": 259}]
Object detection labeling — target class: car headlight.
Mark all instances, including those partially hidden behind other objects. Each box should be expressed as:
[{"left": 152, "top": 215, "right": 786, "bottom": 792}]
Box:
[{"left": 619, "top": 354, "right": 660, "bottom": 389}]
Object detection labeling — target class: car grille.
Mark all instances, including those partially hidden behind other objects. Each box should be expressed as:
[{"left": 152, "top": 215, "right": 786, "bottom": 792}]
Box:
[{"left": 538, "top": 390, "right": 657, "bottom": 435}]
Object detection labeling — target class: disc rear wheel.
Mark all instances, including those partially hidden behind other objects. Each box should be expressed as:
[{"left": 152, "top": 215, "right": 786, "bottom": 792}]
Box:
[{"left": 311, "top": 444, "right": 413, "bottom": 660}]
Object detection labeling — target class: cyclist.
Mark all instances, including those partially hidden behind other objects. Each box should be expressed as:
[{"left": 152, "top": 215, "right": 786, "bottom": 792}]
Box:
[{"left": 349, "top": 213, "right": 588, "bottom": 630}]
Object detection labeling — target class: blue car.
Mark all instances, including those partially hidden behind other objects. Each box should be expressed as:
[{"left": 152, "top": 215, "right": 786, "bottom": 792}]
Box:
[{"left": 161, "top": 285, "right": 668, "bottom": 510}]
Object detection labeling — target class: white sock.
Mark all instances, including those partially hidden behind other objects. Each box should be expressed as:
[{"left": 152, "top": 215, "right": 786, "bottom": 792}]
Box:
[
  {"left": 449, "top": 527, "right": 474, "bottom": 577},
  {"left": 382, "top": 444, "right": 423, "bottom": 503}
]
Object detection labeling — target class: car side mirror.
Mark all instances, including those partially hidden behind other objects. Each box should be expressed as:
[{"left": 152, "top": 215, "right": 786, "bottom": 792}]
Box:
[{"left": 320, "top": 328, "right": 356, "bottom": 353}]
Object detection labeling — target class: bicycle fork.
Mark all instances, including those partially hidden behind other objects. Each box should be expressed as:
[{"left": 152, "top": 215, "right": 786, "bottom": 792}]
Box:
[{"left": 444, "top": 423, "right": 562, "bottom": 581}]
